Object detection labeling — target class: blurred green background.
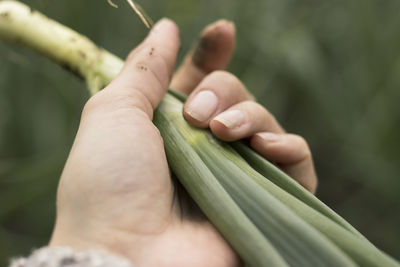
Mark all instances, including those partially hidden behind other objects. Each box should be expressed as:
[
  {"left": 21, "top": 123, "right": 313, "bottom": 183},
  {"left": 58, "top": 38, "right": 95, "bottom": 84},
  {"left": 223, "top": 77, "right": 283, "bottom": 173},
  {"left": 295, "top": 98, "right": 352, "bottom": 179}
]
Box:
[{"left": 1, "top": 0, "right": 399, "bottom": 264}]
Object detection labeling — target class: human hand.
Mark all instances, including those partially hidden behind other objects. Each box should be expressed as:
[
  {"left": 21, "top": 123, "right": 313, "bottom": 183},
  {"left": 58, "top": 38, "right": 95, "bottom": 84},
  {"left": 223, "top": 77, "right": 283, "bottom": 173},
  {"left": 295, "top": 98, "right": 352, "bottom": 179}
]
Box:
[{"left": 50, "top": 18, "right": 317, "bottom": 267}]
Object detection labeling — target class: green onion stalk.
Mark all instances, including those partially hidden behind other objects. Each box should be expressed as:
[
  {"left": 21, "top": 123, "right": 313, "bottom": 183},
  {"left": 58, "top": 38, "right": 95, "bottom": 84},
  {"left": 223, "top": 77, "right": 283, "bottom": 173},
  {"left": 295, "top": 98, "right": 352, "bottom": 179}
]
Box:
[{"left": 1, "top": 1, "right": 399, "bottom": 266}]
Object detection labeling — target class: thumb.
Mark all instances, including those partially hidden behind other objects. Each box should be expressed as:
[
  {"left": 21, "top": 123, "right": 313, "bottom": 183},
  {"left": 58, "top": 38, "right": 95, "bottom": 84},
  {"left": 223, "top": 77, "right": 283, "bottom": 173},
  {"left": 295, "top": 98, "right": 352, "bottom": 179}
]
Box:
[{"left": 103, "top": 18, "right": 180, "bottom": 118}]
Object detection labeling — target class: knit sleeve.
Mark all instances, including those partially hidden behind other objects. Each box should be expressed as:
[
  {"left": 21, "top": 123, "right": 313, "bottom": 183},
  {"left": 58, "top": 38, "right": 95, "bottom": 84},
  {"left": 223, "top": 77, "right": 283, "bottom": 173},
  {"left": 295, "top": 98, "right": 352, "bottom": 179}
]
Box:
[{"left": 9, "top": 247, "right": 134, "bottom": 267}]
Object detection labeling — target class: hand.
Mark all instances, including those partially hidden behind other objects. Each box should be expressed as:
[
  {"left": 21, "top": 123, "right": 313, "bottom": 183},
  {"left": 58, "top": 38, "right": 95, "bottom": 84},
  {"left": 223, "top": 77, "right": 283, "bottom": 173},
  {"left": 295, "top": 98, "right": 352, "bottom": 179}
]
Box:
[{"left": 50, "top": 18, "right": 317, "bottom": 267}]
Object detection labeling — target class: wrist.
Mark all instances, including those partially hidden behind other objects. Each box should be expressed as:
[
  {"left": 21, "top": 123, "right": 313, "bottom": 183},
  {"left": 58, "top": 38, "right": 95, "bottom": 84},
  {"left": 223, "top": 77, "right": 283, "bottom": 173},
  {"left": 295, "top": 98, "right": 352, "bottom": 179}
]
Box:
[
  {"left": 10, "top": 247, "right": 134, "bottom": 267},
  {"left": 50, "top": 218, "right": 116, "bottom": 257},
  {"left": 49, "top": 219, "right": 137, "bottom": 264}
]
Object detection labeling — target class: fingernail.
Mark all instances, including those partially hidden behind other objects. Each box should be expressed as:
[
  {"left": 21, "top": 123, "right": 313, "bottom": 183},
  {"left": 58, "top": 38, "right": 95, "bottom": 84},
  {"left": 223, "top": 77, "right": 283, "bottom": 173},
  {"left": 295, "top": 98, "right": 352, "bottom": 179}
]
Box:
[
  {"left": 213, "top": 110, "right": 246, "bottom": 129},
  {"left": 213, "top": 19, "right": 235, "bottom": 30},
  {"left": 255, "top": 132, "right": 281, "bottom": 142},
  {"left": 186, "top": 91, "right": 218, "bottom": 122},
  {"left": 204, "top": 19, "right": 235, "bottom": 35},
  {"left": 151, "top": 18, "right": 175, "bottom": 34}
]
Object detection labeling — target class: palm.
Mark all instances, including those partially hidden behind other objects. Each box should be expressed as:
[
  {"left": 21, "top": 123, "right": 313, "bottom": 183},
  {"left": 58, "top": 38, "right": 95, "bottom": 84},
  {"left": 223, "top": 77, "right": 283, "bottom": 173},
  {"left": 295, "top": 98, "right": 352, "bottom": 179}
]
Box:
[
  {"left": 50, "top": 19, "right": 240, "bottom": 266},
  {"left": 56, "top": 99, "right": 239, "bottom": 266}
]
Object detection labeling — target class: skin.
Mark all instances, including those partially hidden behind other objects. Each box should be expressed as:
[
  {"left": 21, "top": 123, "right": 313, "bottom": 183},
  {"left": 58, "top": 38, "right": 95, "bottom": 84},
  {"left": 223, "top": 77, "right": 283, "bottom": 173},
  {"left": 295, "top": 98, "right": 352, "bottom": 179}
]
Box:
[{"left": 49, "top": 19, "right": 317, "bottom": 266}]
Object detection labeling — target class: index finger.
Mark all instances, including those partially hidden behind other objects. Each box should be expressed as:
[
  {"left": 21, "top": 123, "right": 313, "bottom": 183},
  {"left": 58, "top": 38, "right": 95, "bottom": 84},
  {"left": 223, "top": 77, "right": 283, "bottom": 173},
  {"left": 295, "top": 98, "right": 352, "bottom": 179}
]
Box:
[{"left": 171, "top": 20, "right": 236, "bottom": 95}]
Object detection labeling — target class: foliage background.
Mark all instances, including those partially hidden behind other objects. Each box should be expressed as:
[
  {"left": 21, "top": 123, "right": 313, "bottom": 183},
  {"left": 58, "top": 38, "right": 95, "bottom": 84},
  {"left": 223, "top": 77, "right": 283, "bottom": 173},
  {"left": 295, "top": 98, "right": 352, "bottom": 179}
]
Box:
[{"left": 0, "top": 0, "right": 399, "bottom": 264}]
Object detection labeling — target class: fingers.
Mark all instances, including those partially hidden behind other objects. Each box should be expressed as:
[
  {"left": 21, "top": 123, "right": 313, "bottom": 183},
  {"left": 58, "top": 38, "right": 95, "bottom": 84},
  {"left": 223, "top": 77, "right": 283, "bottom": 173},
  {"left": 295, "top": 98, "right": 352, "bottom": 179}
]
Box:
[
  {"left": 250, "top": 133, "right": 318, "bottom": 193},
  {"left": 210, "top": 101, "right": 317, "bottom": 192},
  {"left": 183, "top": 71, "right": 254, "bottom": 128},
  {"left": 210, "top": 101, "right": 284, "bottom": 141},
  {"left": 182, "top": 69, "right": 317, "bottom": 193},
  {"left": 89, "top": 19, "right": 180, "bottom": 119},
  {"left": 170, "top": 20, "right": 235, "bottom": 94}
]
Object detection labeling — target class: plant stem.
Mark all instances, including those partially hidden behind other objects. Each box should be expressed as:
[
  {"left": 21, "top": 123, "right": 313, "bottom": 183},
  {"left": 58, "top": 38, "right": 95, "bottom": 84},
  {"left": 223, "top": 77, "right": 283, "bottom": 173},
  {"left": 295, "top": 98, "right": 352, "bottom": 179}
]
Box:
[
  {"left": 0, "top": 0, "right": 123, "bottom": 94},
  {"left": 0, "top": 2, "right": 288, "bottom": 265}
]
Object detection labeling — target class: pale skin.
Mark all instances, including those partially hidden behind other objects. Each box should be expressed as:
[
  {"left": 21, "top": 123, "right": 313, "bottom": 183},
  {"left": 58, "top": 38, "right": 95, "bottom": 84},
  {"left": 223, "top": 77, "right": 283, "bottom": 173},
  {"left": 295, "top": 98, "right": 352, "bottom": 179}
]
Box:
[{"left": 49, "top": 19, "right": 317, "bottom": 266}]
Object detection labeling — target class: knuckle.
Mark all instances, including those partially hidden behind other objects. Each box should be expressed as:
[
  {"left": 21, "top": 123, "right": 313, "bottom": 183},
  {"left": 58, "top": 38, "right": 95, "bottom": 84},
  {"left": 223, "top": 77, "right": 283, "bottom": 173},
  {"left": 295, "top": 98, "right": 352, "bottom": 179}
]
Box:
[
  {"left": 303, "top": 178, "right": 318, "bottom": 194},
  {"left": 126, "top": 46, "right": 171, "bottom": 90},
  {"left": 252, "top": 102, "right": 276, "bottom": 122},
  {"left": 307, "top": 175, "right": 318, "bottom": 194},
  {"left": 138, "top": 48, "right": 170, "bottom": 88},
  {"left": 249, "top": 101, "right": 271, "bottom": 115},
  {"left": 126, "top": 50, "right": 136, "bottom": 63},
  {"left": 312, "top": 178, "right": 318, "bottom": 193},
  {"left": 82, "top": 90, "right": 108, "bottom": 114},
  {"left": 290, "top": 134, "right": 311, "bottom": 155},
  {"left": 241, "top": 100, "right": 262, "bottom": 112},
  {"left": 294, "top": 134, "right": 308, "bottom": 147},
  {"left": 210, "top": 70, "right": 241, "bottom": 86},
  {"left": 241, "top": 101, "right": 280, "bottom": 129},
  {"left": 82, "top": 87, "right": 153, "bottom": 119},
  {"left": 247, "top": 92, "right": 256, "bottom": 101},
  {"left": 203, "top": 71, "right": 254, "bottom": 102},
  {"left": 125, "top": 44, "right": 144, "bottom": 62},
  {"left": 253, "top": 101, "right": 268, "bottom": 111}
]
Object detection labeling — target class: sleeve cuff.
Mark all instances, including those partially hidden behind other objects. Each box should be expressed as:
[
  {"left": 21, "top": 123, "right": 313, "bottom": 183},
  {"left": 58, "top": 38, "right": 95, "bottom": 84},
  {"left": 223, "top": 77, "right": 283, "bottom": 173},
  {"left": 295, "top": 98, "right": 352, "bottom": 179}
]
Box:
[{"left": 9, "top": 246, "right": 134, "bottom": 267}]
